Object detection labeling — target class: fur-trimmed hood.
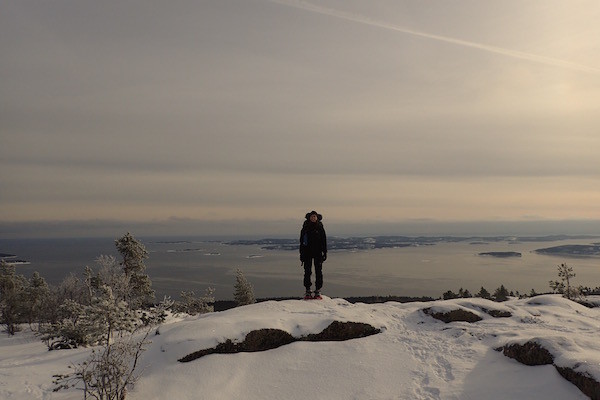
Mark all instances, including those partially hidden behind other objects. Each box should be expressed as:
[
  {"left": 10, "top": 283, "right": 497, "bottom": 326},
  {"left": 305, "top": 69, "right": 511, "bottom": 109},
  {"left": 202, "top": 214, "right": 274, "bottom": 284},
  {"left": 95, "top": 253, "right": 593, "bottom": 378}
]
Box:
[{"left": 305, "top": 210, "right": 323, "bottom": 221}]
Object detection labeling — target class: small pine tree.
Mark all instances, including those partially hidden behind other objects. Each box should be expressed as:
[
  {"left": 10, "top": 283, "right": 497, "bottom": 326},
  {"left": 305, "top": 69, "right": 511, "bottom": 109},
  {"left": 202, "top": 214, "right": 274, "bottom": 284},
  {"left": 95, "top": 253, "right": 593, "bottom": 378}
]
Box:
[
  {"left": 442, "top": 290, "right": 458, "bottom": 300},
  {"left": 550, "top": 263, "right": 578, "bottom": 300},
  {"left": 493, "top": 284, "right": 509, "bottom": 302},
  {"left": 475, "top": 286, "right": 491, "bottom": 300},
  {"left": 234, "top": 268, "right": 255, "bottom": 306},
  {"left": 549, "top": 280, "right": 565, "bottom": 294}
]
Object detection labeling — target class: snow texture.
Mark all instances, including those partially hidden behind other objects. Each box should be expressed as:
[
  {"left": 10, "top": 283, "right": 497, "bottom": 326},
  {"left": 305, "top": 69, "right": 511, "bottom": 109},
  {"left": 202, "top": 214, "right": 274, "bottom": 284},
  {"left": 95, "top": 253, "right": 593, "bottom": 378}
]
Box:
[{"left": 1, "top": 295, "right": 599, "bottom": 399}]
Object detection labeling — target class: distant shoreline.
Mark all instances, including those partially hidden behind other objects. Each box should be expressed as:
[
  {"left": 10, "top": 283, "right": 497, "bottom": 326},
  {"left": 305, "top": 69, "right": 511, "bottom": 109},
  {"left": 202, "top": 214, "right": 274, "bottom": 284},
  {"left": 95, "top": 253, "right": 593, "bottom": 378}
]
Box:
[{"left": 226, "top": 235, "right": 600, "bottom": 253}]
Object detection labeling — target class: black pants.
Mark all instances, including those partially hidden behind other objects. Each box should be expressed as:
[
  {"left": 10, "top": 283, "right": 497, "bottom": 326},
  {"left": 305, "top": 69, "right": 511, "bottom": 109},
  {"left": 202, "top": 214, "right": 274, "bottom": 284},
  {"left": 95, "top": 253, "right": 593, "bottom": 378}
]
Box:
[{"left": 303, "top": 256, "right": 323, "bottom": 291}]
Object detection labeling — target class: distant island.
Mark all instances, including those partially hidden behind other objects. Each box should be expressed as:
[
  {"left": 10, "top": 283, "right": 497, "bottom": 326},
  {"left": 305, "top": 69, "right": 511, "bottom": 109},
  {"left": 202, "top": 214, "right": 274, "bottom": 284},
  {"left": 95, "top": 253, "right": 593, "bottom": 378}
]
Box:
[
  {"left": 0, "top": 253, "right": 31, "bottom": 265},
  {"left": 478, "top": 252, "right": 522, "bottom": 258},
  {"left": 535, "top": 244, "right": 600, "bottom": 257}
]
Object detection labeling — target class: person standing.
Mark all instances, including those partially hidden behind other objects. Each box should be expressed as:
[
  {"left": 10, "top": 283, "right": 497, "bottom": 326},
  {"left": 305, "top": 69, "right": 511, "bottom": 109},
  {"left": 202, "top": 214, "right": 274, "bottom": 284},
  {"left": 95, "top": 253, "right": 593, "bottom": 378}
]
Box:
[{"left": 299, "top": 210, "right": 327, "bottom": 299}]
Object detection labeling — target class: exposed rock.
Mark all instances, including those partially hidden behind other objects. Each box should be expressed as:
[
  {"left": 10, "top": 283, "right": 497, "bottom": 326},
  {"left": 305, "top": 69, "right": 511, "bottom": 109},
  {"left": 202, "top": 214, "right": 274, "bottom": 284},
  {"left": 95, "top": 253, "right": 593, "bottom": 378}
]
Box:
[
  {"left": 498, "top": 341, "right": 600, "bottom": 399},
  {"left": 422, "top": 308, "right": 482, "bottom": 323},
  {"left": 497, "top": 341, "right": 554, "bottom": 366},
  {"left": 242, "top": 328, "right": 296, "bottom": 352},
  {"left": 577, "top": 299, "right": 600, "bottom": 309},
  {"left": 179, "top": 321, "right": 381, "bottom": 363},
  {"left": 302, "top": 321, "right": 381, "bottom": 342},
  {"left": 482, "top": 308, "right": 512, "bottom": 318},
  {"left": 556, "top": 366, "right": 600, "bottom": 400},
  {"left": 49, "top": 340, "right": 78, "bottom": 351}
]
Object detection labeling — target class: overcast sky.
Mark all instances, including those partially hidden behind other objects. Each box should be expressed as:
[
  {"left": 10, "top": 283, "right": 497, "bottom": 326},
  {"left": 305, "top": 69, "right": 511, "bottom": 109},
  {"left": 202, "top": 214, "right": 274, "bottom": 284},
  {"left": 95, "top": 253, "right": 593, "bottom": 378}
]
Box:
[{"left": 1, "top": 0, "right": 599, "bottom": 237}]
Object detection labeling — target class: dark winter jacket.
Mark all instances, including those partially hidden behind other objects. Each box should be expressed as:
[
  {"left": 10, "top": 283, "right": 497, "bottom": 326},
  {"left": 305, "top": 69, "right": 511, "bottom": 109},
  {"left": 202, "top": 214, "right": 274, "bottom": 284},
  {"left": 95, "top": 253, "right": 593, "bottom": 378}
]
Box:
[{"left": 299, "top": 213, "right": 327, "bottom": 259}]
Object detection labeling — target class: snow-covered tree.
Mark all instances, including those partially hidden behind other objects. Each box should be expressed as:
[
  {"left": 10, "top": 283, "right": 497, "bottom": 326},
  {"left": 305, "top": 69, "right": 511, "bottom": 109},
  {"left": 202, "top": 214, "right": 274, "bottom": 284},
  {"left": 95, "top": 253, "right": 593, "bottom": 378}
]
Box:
[
  {"left": 234, "top": 268, "right": 255, "bottom": 306},
  {"left": 174, "top": 288, "right": 214, "bottom": 315},
  {"left": 0, "top": 261, "right": 28, "bottom": 335},
  {"left": 83, "top": 255, "right": 131, "bottom": 308},
  {"left": 115, "top": 233, "right": 154, "bottom": 309},
  {"left": 52, "top": 295, "right": 172, "bottom": 398},
  {"left": 40, "top": 299, "right": 89, "bottom": 349},
  {"left": 40, "top": 273, "right": 87, "bottom": 327},
  {"left": 86, "top": 285, "right": 139, "bottom": 345},
  {"left": 475, "top": 286, "right": 491, "bottom": 300},
  {"left": 61, "top": 272, "right": 86, "bottom": 301},
  {"left": 23, "top": 271, "right": 50, "bottom": 328},
  {"left": 53, "top": 329, "right": 151, "bottom": 400},
  {"left": 115, "top": 232, "right": 148, "bottom": 276},
  {"left": 42, "top": 285, "right": 140, "bottom": 349},
  {"left": 140, "top": 296, "right": 173, "bottom": 329}
]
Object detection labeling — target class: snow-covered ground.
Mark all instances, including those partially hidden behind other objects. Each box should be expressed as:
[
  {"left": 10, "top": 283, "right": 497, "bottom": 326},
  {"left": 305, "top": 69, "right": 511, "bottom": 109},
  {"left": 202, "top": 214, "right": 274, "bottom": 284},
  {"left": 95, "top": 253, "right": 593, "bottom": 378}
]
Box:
[{"left": 1, "top": 295, "right": 599, "bottom": 399}]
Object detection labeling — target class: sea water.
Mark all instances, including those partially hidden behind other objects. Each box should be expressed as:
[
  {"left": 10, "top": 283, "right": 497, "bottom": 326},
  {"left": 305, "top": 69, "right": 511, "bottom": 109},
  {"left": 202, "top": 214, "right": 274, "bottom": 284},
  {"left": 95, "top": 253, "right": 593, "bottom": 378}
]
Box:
[{"left": 1, "top": 236, "right": 599, "bottom": 300}]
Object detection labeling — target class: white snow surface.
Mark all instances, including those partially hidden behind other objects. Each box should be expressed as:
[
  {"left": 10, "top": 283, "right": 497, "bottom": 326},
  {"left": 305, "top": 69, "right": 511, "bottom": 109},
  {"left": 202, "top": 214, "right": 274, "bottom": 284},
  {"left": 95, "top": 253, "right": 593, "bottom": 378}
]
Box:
[{"left": 2, "top": 295, "right": 599, "bottom": 399}]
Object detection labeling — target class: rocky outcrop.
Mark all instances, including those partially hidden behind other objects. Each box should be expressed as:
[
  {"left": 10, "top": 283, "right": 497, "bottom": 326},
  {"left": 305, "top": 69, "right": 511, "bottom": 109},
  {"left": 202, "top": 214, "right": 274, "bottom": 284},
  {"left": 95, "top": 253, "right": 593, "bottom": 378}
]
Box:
[
  {"left": 497, "top": 342, "right": 553, "bottom": 366},
  {"left": 422, "top": 304, "right": 512, "bottom": 323},
  {"left": 497, "top": 341, "right": 600, "bottom": 400},
  {"left": 555, "top": 366, "right": 600, "bottom": 400},
  {"left": 303, "top": 321, "right": 380, "bottom": 342},
  {"left": 179, "top": 321, "right": 381, "bottom": 363},
  {"left": 178, "top": 328, "right": 296, "bottom": 362},
  {"left": 482, "top": 308, "right": 512, "bottom": 318}
]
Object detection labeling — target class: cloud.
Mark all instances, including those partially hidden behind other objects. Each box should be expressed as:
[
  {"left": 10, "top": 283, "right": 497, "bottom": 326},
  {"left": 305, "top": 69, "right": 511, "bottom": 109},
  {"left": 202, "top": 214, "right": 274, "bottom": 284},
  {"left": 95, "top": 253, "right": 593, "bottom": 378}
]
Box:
[
  {"left": 268, "top": 0, "right": 600, "bottom": 74},
  {"left": 2, "top": 1, "right": 599, "bottom": 229}
]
